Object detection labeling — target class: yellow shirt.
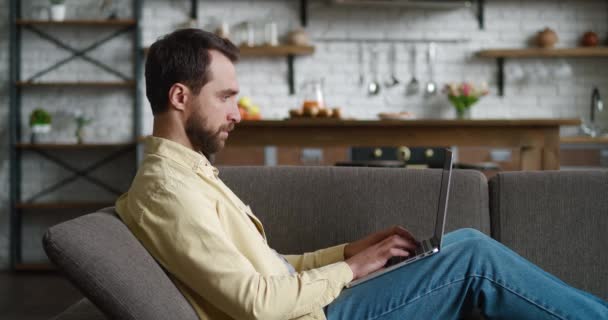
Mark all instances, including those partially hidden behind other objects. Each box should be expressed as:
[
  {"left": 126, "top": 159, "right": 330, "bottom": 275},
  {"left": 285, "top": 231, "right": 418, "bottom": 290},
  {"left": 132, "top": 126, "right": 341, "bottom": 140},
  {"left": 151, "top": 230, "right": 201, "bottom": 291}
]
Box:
[{"left": 115, "top": 136, "right": 353, "bottom": 320}]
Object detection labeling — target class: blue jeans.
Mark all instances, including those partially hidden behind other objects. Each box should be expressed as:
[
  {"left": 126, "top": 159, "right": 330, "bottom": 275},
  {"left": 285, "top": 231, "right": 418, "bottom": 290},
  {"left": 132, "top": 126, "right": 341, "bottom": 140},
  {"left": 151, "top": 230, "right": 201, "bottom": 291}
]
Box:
[{"left": 326, "top": 228, "right": 608, "bottom": 320}]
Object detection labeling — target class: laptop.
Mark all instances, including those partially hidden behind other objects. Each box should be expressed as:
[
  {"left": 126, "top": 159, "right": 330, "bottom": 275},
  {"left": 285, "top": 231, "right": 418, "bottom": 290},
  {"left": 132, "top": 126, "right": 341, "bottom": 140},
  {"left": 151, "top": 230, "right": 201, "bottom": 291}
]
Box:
[{"left": 346, "top": 149, "right": 453, "bottom": 288}]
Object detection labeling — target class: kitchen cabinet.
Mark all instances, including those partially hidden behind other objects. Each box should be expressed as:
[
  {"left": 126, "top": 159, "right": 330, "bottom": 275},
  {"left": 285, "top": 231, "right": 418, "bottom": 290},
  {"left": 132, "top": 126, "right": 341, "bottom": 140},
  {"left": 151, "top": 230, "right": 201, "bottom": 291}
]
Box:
[{"left": 560, "top": 136, "right": 608, "bottom": 169}]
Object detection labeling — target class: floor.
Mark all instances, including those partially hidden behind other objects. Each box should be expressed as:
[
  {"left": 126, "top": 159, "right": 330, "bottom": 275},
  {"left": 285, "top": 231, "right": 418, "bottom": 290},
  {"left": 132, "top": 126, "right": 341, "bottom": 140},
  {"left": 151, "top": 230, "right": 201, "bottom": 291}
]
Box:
[{"left": 0, "top": 272, "right": 83, "bottom": 320}]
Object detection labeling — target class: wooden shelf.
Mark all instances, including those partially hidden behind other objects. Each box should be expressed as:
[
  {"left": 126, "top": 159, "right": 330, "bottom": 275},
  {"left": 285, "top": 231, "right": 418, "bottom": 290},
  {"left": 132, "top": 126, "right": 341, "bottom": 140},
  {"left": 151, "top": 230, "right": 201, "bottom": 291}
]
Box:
[
  {"left": 16, "top": 142, "right": 137, "bottom": 150},
  {"left": 14, "top": 263, "right": 55, "bottom": 271},
  {"left": 16, "top": 81, "right": 135, "bottom": 88},
  {"left": 477, "top": 47, "right": 608, "bottom": 96},
  {"left": 560, "top": 135, "right": 608, "bottom": 144},
  {"left": 238, "top": 45, "right": 315, "bottom": 57},
  {"left": 16, "top": 19, "right": 137, "bottom": 27},
  {"left": 143, "top": 44, "right": 316, "bottom": 56},
  {"left": 15, "top": 202, "right": 114, "bottom": 210},
  {"left": 143, "top": 44, "right": 315, "bottom": 57},
  {"left": 477, "top": 47, "right": 608, "bottom": 58}
]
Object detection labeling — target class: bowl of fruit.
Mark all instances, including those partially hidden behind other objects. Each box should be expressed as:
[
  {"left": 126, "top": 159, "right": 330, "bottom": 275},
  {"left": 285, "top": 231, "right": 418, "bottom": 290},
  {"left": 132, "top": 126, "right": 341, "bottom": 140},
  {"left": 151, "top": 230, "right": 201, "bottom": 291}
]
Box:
[
  {"left": 289, "top": 100, "right": 341, "bottom": 120},
  {"left": 238, "top": 96, "right": 262, "bottom": 120}
]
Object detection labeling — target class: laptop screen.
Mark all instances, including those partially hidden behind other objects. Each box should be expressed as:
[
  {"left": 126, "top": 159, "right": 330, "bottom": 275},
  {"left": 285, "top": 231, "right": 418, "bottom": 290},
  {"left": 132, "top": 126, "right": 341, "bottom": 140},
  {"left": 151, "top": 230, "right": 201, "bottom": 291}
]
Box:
[{"left": 432, "top": 149, "right": 453, "bottom": 248}]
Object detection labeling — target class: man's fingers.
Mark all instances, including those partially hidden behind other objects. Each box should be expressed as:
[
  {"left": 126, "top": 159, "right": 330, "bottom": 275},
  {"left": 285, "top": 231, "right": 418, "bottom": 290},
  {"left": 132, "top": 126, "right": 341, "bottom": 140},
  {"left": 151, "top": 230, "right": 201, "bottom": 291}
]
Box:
[
  {"left": 381, "top": 234, "right": 418, "bottom": 252},
  {"left": 392, "top": 226, "right": 417, "bottom": 243},
  {"left": 388, "top": 247, "right": 410, "bottom": 258}
]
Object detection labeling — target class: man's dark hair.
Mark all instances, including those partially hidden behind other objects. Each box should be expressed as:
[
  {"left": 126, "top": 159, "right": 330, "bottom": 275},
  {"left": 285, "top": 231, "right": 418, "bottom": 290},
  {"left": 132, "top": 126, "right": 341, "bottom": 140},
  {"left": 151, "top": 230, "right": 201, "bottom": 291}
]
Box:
[{"left": 145, "top": 28, "right": 239, "bottom": 115}]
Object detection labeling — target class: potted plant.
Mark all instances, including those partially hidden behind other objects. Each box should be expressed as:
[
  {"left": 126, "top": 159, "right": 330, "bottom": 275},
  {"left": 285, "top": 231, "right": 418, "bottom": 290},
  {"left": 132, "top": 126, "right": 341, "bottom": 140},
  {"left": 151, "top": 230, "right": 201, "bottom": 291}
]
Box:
[
  {"left": 29, "top": 108, "right": 52, "bottom": 143},
  {"left": 49, "top": 0, "right": 66, "bottom": 21}
]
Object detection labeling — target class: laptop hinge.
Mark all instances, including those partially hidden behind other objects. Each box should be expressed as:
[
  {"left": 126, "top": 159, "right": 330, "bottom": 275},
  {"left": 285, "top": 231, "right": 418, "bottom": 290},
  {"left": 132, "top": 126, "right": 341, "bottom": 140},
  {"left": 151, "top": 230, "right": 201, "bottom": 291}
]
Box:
[{"left": 430, "top": 236, "right": 440, "bottom": 249}]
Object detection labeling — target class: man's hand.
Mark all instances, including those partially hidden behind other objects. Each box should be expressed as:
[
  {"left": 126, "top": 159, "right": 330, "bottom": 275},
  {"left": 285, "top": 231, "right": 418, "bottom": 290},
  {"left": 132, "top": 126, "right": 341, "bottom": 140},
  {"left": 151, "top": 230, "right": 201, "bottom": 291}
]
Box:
[
  {"left": 344, "top": 225, "right": 417, "bottom": 259},
  {"left": 345, "top": 233, "right": 418, "bottom": 280}
]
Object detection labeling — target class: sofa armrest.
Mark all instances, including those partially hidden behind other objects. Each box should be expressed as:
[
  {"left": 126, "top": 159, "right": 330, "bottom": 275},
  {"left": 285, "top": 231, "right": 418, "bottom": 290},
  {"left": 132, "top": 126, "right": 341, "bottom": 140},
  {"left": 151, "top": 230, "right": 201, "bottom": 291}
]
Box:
[{"left": 51, "top": 298, "right": 106, "bottom": 320}]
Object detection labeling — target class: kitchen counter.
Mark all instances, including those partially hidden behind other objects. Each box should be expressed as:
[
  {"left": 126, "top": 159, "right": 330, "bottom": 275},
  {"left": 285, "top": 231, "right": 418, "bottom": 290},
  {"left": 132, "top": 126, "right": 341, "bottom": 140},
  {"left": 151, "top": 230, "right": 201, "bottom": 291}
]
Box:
[
  {"left": 560, "top": 135, "right": 608, "bottom": 144},
  {"left": 229, "top": 118, "right": 581, "bottom": 170}
]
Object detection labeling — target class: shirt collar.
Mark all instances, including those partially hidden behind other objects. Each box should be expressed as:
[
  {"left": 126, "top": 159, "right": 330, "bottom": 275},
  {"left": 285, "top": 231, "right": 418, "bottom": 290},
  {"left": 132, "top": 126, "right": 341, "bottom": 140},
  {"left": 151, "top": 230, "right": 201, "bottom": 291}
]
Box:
[{"left": 144, "top": 135, "right": 219, "bottom": 176}]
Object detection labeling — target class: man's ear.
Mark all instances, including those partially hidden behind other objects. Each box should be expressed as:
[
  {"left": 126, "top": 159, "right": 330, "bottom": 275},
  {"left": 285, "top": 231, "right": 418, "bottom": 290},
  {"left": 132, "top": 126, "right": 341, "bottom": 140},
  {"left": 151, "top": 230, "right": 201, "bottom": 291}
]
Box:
[{"left": 167, "top": 83, "right": 190, "bottom": 112}]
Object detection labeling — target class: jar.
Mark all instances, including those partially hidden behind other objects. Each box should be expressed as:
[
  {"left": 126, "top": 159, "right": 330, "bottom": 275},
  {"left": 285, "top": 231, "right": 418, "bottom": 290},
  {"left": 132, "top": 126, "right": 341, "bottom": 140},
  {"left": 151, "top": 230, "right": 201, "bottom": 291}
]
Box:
[{"left": 537, "top": 28, "right": 558, "bottom": 48}]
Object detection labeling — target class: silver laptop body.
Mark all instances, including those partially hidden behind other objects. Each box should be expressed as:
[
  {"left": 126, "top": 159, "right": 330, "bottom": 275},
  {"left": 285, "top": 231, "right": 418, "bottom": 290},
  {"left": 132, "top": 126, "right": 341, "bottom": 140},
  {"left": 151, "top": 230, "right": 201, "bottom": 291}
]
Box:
[{"left": 346, "top": 150, "right": 453, "bottom": 288}]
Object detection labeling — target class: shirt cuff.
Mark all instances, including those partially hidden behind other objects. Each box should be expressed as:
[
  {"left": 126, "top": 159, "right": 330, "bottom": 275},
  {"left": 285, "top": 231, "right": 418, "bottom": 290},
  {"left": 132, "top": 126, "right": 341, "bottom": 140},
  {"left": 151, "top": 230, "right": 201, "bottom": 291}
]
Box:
[{"left": 315, "top": 243, "right": 348, "bottom": 267}]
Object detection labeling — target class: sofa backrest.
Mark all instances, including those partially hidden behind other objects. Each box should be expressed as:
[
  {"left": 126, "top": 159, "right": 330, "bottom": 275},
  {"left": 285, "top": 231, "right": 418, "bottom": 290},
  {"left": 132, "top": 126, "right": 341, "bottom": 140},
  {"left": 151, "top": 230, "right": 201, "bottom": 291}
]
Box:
[
  {"left": 44, "top": 167, "right": 490, "bottom": 320},
  {"left": 43, "top": 207, "right": 199, "bottom": 320},
  {"left": 220, "top": 166, "right": 490, "bottom": 254},
  {"left": 489, "top": 170, "right": 608, "bottom": 300}
]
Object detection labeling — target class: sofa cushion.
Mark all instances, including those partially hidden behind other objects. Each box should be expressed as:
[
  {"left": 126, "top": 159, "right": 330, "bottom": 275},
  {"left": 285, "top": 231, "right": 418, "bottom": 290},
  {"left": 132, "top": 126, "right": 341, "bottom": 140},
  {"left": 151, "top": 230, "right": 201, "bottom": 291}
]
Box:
[
  {"left": 219, "top": 166, "right": 490, "bottom": 254},
  {"left": 43, "top": 208, "right": 198, "bottom": 320},
  {"left": 489, "top": 170, "right": 608, "bottom": 300}
]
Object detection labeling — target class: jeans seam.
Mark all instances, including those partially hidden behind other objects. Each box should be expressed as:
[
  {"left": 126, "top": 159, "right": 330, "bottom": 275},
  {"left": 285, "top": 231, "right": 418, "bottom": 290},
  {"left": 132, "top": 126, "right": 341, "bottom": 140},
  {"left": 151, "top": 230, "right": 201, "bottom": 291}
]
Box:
[{"left": 367, "top": 274, "right": 567, "bottom": 320}]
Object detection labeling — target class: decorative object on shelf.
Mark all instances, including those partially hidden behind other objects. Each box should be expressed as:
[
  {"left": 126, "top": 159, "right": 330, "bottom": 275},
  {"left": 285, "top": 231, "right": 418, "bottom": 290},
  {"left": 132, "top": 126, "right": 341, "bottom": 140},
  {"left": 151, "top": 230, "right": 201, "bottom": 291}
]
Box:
[
  {"left": 99, "top": 0, "right": 119, "bottom": 20},
  {"left": 49, "top": 0, "right": 66, "bottom": 21},
  {"left": 214, "top": 22, "right": 231, "bottom": 40},
  {"left": 237, "top": 96, "right": 261, "bottom": 120},
  {"left": 444, "top": 82, "right": 489, "bottom": 119},
  {"left": 73, "top": 111, "right": 93, "bottom": 144},
  {"left": 232, "top": 21, "right": 256, "bottom": 46},
  {"left": 29, "top": 108, "right": 52, "bottom": 143},
  {"left": 286, "top": 27, "right": 310, "bottom": 46},
  {"left": 581, "top": 87, "right": 605, "bottom": 137},
  {"left": 581, "top": 31, "right": 599, "bottom": 47},
  {"left": 264, "top": 22, "right": 278, "bottom": 46},
  {"left": 537, "top": 27, "right": 558, "bottom": 48}
]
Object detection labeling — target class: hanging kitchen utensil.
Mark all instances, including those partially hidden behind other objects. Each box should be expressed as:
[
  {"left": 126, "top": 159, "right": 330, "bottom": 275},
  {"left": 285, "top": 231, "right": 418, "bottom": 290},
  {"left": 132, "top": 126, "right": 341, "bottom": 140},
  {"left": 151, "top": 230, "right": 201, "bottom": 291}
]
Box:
[
  {"left": 358, "top": 42, "right": 365, "bottom": 87},
  {"left": 425, "top": 42, "right": 437, "bottom": 96},
  {"left": 385, "top": 43, "right": 400, "bottom": 88},
  {"left": 406, "top": 45, "right": 420, "bottom": 96},
  {"left": 368, "top": 47, "right": 381, "bottom": 96}
]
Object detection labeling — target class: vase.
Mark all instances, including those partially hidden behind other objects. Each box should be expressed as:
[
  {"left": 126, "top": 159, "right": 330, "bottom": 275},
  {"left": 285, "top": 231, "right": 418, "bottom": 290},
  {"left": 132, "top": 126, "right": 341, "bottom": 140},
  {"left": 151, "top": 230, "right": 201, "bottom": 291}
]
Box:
[
  {"left": 49, "top": 4, "right": 66, "bottom": 21},
  {"left": 76, "top": 127, "right": 85, "bottom": 144},
  {"left": 456, "top": 107, "right": 471, "bottom": 119}
]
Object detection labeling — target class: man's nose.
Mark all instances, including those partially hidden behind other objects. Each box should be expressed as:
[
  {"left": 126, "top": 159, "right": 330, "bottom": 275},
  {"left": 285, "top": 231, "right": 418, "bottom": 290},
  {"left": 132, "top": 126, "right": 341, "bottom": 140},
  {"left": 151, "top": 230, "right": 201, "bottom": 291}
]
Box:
[{"left": 229, "top": 101, "right": 241, "bottom": 123}]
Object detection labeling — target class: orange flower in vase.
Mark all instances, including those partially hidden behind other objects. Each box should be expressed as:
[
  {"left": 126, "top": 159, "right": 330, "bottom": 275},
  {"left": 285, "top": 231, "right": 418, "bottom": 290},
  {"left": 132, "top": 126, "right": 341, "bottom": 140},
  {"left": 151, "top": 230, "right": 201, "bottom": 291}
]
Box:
[{"left": 444, "top": 82, "right": 489, "bottom": 119}]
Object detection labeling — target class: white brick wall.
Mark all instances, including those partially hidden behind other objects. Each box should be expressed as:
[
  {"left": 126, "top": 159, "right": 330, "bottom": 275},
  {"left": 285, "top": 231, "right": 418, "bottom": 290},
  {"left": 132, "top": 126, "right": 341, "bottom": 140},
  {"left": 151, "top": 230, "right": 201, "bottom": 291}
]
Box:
[{"left": 0, "top": 0, "right": 607, "bottom": 268}]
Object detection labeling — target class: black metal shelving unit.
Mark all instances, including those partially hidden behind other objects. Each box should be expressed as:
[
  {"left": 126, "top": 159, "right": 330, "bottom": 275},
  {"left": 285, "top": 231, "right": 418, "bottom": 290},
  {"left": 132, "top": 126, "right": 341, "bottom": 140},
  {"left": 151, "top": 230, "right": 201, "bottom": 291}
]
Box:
[{"left": 8, "top": 0, "right": 143, "bottom": 271}]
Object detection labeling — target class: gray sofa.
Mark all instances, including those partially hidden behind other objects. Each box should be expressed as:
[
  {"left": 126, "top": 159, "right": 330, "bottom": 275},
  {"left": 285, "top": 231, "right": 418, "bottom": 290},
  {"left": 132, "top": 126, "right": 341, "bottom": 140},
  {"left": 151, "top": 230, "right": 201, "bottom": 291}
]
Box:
[{"left": 43, "top": 167, "right": 608, "bottom": 320}]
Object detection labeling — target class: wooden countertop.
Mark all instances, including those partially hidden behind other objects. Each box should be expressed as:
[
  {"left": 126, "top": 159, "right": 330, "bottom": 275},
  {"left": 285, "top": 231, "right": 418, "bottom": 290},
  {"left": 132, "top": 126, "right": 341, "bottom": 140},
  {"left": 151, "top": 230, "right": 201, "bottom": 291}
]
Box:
[
  {"left": 560, "top": 135, "right": 608, "bottom": 144},
  {"left": 236, "top": 118, "right": 581, "bottom": 127}
]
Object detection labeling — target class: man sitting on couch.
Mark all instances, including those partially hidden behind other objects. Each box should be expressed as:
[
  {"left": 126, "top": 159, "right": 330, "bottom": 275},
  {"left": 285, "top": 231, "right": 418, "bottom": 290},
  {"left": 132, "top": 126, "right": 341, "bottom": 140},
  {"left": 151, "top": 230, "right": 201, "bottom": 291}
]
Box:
[{"left": 115, "top": 28, "right": 607, "bottom": 320}]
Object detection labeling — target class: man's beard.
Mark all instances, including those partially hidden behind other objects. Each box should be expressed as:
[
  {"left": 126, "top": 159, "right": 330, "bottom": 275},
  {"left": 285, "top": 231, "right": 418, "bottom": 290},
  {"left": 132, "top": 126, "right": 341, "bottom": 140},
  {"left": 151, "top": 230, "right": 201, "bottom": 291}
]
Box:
[{"left": 185, "top": 110, "right": 234, "bottom": 158}]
